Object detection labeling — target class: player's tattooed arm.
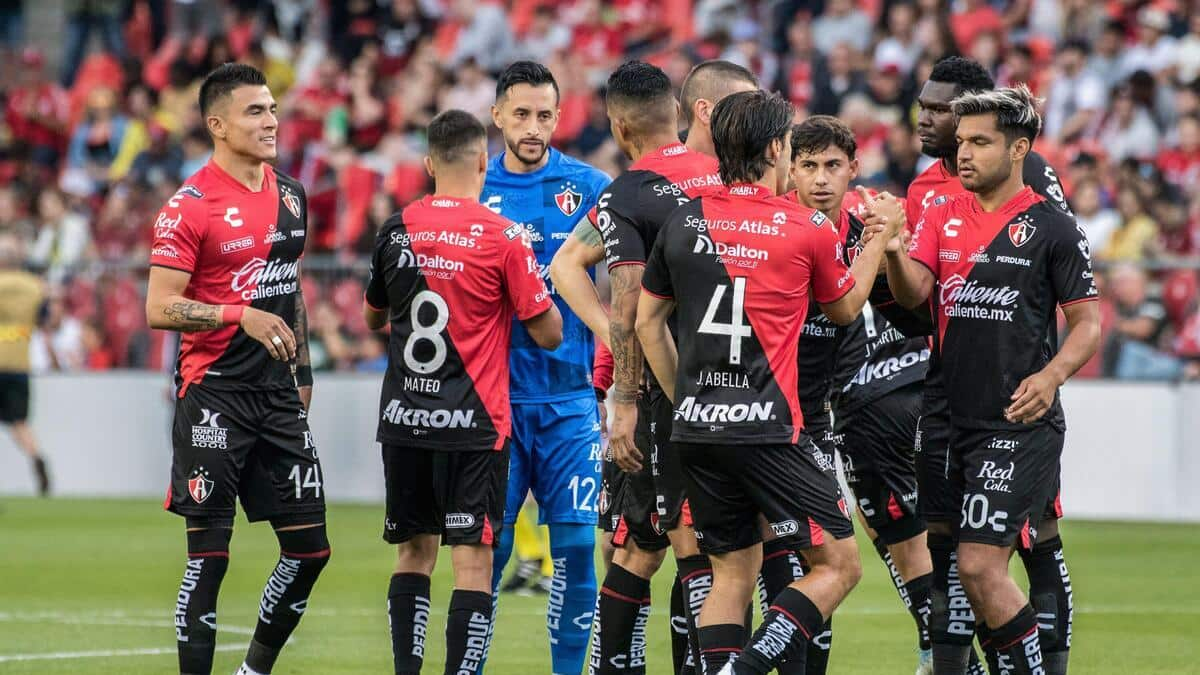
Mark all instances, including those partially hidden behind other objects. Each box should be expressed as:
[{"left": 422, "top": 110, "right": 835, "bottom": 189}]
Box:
[
  {"left": 608, "top": 265, "right": 644, "bottom": 404},
  {"left": 607, "top": 264, "right": 646, "bottom": 472},
  {"left": 550, "top": 220, "right": 610, "bottom": 346},
  {"left": 161, "top": 301, "right": 222, "bottom": 330},
  {"left": 293, "top": 282, "right": 314, "bottom": 405}
]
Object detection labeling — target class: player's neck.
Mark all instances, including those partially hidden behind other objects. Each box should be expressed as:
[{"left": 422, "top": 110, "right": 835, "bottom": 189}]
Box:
[
  {"left": 974, "top": 172, "right": 1026, "bottom": 213},
  {"left": 685, "top": 126, "right": 715, "bottom": 157},
  {"left": 211, "top": 148, "right": 266, "bottom": 192},
  {"left": 940, "top": 155, "right": 958, "bottom": 175},
  {"left": 632, "top": 133, "right": 685, "bottom": 162},
  {"left": 433, "top": 179, "right": 482, "bottom": 201},
  {"left": 502, "top": 148, "right": 550, "bottom": 174}
]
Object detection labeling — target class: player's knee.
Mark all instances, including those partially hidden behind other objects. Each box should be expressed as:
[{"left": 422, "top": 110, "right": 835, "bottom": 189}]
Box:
[
  {"left": 275, "top": 523, "right": 332, "bottom": 570},
  {"left": 185, "top": 523, "right": 233, "bottom": 556},
  {"left": 1036, "top": 518, "right": 1059, "bottom": 541},
  {"left": 954, "top": 546, "right": 1003, "bottom": 592},
  {"left": 613, "top": 542, "right": 666, "bottom": 578},
  {"left": 829, "top": 537, "right": 863, "bottom": 591},
  {"left": 396, "top": 535, "right": 439, "bottom": 575}
]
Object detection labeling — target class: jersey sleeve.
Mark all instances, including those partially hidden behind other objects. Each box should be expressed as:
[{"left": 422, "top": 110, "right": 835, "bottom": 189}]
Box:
[
  {"left": 1023, "top": 152, "right": 1071, "bottom": 214},
  {"left": 1050, "top": 216, "right": 1099, "bottom": 307},
  {"left": 808, "top": 221, "right": 855, "bottom": 305},
  {"left": 501, "top": 226, "right": 554, "bottom": 320},
  {"left": 149, "top": 200, "right": 203, "bottom": 273},
  {"left": 597, "top": 179, "right": 648, "bottom": 270},
  {"left": 593, "top": 341, "right": 614, "bottom": 393},
  {"left": 364, "top": 222, "right": 394, "bottom": 311},
  {"left": 908, "top": 203, "right": 941, "bottom": 274},
  {"left": 640, "top": 229, "right": 674, "bottom": 299}
]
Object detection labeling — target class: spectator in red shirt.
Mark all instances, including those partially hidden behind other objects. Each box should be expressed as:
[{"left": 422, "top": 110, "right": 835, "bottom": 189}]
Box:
[
  {"left": 950, "top": 0, "right": 1005, "bottom": 55},
  {"left": 1158, "top": 114, "right": 1200, "bottom": 190},
  {"left": 5, "top": 49, "right": 69, "bottom": 170}
]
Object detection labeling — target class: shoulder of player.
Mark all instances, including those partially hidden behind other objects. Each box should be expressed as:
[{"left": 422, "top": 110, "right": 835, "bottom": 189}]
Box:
[
  {"left": 272, "top": 168, "right": 307, "bottom": 197},
  {"left": 1025, "top": 199, "right": 1081, "bottom": 236}
]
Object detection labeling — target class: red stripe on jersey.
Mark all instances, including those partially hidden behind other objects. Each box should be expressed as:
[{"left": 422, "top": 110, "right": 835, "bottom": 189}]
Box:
[
  {"left": 641, "top": 286, "right": 673, "bottom": 300},
  {"left": 612, "top": 516, "right": 630, "bottom": 547},
  {"left": 481, "top": 515, "right": 494, "bottom": 546},
  {"left": 680, "top": 499, "right": 693, "bottom": 527},
  {"left": 807, "top": 517, "right": 825, "bottom": 547},
  {"left": 631, "top": 142, "right": 722, "bottom": 198},
  {"left": 887, "top": 492, "right": 904, "bottom": 520}
]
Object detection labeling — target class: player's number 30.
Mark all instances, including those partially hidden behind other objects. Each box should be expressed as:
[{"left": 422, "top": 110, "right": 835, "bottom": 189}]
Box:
[{"left": 404, "top": 290, "right": 450, "bottom": 374}]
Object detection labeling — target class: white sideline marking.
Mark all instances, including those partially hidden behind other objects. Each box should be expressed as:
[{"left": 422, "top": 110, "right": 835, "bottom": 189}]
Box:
[{"left": 0, "top": 644, "right": 242, "bottom": 663}]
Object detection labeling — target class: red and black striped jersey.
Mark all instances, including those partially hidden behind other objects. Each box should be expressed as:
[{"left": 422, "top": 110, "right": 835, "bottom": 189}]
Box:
[
  {"left": 591, "top": 141, "right": 722, "bottom": 270},
  {"left": 909, "top": 187, "right": 1097, "bottom": 430},
  {"left": 365, "top": 195, "right": 552, "bottom": 451},
  {"left": 642, "top": 183, "right": 855, "bottom": 444},
  {"left": 149, "top": 161, "right": 307, "bottom": 395}
]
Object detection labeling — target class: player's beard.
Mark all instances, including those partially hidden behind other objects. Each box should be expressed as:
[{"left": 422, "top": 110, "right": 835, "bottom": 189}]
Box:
[
  {"left": 507, "top": 135, "right": 549, "bottom": 167},
  {"left": 962, "top": 161, "right": 1012, "bottom": 195}
]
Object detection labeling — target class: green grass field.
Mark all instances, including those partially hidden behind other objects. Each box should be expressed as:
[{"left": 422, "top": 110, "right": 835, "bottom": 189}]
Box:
[{"left": 2, "top": 498, "right": 1198, "bottom": 674}]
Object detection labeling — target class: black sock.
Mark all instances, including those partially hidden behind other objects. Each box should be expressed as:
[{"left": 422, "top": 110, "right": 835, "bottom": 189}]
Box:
[
  {"left": 733, "top": 587, "right": 823, "bottom": 674},
  {"left": 445, "top": 590, "right": 492, "bottom": 675},
  {"left": 928, "top": 533, "right": 975, "bottom": 674},
  {"left": 590, "top": 564, "right": 651, "bottom": 674},
  {"left": 670, "top": 574, "right": 695, "bottom": 675},
  {"left": 678, "top": 555, "right": 714, "bottom": 674},
  {"left": 1018, "top": 534, "right": 1071, "bottom": 675},
  {"left": 976, "top": 623, "right": 1000, "bottom": 674},
  {"left": 387, "top": 573, "right": 431, "bottom": 675},
  {"left": 988, "top": 605, "right": 1043, "bottom": 675},
  {"left": 177, "top": 529, "right": 231, "bottom": 675},
  {"left": 246, "top": 527, "right": 331, "bottom": 673},
  {"left": 697, "top": 623, "right": 743, "bottom": 675},
  {"left": 872, "top": 538, "right": 932, "bottom": 650},
  {"left": 804, "top": 616, "right": 832, "bottom": 675}
]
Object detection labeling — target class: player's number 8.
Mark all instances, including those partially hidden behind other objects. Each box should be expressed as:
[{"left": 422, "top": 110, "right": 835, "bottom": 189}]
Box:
[{"left": 404, "top": 290, "right": 450, "bottom": 374}]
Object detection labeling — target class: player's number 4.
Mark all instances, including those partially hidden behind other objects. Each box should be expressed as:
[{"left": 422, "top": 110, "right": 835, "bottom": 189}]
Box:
[{"left": 700, "top": 277, "right": 752, "bottom": 365}]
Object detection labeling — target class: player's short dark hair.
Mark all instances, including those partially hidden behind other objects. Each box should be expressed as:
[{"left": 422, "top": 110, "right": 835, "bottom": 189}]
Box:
[
  {"left": 791, "top": 115, "right": 857, "bottom": 161},
  {"left": 606, "top": 60, "right": 676, "bottom": 135},
  {"left": 711, "top": 90, "right": 794, "bottom": 185},
  {"left": 680, "top": 60, "right": 759, "bottom": 126},
  {"left": 496, "top": 60, "right": 560, "bottom": 103},
  {"left": 928, "top": 56, "right": 995, "bottom": 95},
  {"left": 427, "top": 109, "right": 487, "bottom": 164},
  {"left": 199, "top": 63, "right": 268, "bottom": 116},
  {"left": 951, "top": 84, "right": 1042, "bottom": 145}
]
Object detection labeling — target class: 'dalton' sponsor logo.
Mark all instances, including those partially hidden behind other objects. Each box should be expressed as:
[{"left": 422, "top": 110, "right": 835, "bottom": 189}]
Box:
[
  {"left": 397, "top": 249, "right": 465, "bottom": 278},
  {"left": 692, "top": 234, "right": 769, "bottom": 261},
  {"left": 230, "top": 257, "right": 300, "bottom": 301}
]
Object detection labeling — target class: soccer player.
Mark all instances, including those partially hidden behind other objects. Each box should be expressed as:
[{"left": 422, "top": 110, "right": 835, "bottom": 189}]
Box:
[
  {"left": 883, "top": 85, "right": 1100, "bottom": 675},
  {"left": 363, "top": 109, "right": 562, "bottom": 675},
  {"left": 0, "top": 232, "right": 50, "bottom": 496},
  {"left": 146, "top": 64, "right": 328, "bottom": 675},
  {"left": 907, "top": 56, "right": 1075, "bottom": 674},
  {"left": 550, "top": 59, "right": 757, "bottom": 675},
  {"left": 482, "top": 60, "right": 611, "bottom": 674},
  {"left": 783, "top": 116, "right": 937, "bottom": 674},
  {"left": 636, "top": 90, "right": 900, "bottom": 674}
]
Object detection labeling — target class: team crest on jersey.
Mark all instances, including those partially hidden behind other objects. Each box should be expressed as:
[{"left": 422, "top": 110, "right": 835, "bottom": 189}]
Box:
[
  {"left": 281, "top": 185, "right": 302, "bottom": 219},
  {"left": 188, "top": 467, "right": 215, "bottom": 504},
  {"left": 555, "top": 183, "right": 583, "bottom": 217},
  {"left": 1008, "top": 218, "right": 1036, "bottom": 248}
]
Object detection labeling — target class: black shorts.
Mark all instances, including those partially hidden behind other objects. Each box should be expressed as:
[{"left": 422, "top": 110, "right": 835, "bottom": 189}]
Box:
[
  {"left": 598, "top": 444, "right": 622, "bottom": 534},
  {"left": 649, "top": 387, "right": 692, "bottom": 535},
  {"left": 383, "top": 443, "right": 509, "bottom": 546},
  {"left": 610, "top": 390, "right": 671, "bottom": 552},
  {"left": 835, "top": 384, "right": 925, "bottom": 545},
  {"left": 678, "top": 436, "right": 853, "bottom": 555},
  {"left": 165, "top": 384, "right": 325, "bottom": 524},
  {"left": 955, "top": 424, "right": 1063, "bottom": 550},
  {"left": 914, "top": 392, "right": 962, "bottom": 525},
  {"left": 0, "top": 372, "right": 29, "bottom": 423}
]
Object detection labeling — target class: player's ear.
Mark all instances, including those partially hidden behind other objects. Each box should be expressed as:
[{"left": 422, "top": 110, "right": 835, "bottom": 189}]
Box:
[
  {"left": 1012, "top": 137, "right": 1031, "bottom": 162},
  {"left": 695, "top": 99, "right": 710, "bottom": 126},
  {"left": 423, "top": 155, "right": 435, "bottom": 180},
  {"left": 491, "top": 103, "right": 503, "bottom": 129},
  {"left": 206, "top": 114, "right": 224, "bottom": 140},
  {"left": 848, "top": 157, "right": 859, "bottom": 182}
]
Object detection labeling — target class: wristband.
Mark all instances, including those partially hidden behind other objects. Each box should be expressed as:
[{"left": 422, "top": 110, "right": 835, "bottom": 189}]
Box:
[
  {"left": 295, "top": 365, "right": 314, "bottom": 387},
  {"left": 221, "top": 305, "right": 245, "bottom": 326}
]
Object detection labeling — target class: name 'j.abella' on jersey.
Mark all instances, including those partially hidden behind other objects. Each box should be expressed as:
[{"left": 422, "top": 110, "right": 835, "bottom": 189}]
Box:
[{"left": 481, "top": 146, "right": 610, "bottom": 403}]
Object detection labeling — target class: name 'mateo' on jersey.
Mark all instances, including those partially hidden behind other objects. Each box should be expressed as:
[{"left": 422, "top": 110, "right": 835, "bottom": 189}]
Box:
[
  {"left": 149, "top": 161, "right": 308, "bottom": 395},
  {"left": 642, "top": 183, "right": 855, "bottom": 444},
  {"left": 365, "top": 196, "right": 553, "bottom": 450}
]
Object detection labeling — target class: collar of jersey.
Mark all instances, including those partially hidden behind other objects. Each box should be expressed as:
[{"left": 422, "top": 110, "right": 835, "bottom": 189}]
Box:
[
  {"left": 966, "top": 185, "right": 1039, "bottom": 218},
  {"left": 633, "top": 141, "right": 688, "bottom": 169},
  {"left": 490, "top": 146, "right": 561, "bottom": 181},
  {"left": 205, "top": 158, "right": 272, "bottom": 194},
  {"left": 725, "top": 183, "right": 773, "bottom": 198}
]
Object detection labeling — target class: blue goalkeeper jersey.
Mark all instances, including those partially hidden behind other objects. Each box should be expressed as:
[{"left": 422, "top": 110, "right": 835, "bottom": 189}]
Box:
[{"left": 482, "top": 147, "right": 610, "bottom": 403}]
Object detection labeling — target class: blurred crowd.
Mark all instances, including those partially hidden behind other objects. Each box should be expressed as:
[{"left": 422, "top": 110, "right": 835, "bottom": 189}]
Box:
[{"left": 0, "top": 0, "right": 1198, "bottom": 378}]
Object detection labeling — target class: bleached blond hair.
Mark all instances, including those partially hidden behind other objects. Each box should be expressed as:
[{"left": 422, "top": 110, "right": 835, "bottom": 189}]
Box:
[{"left": 951, "top": 83, "right": 1043, "bottom": 144}]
